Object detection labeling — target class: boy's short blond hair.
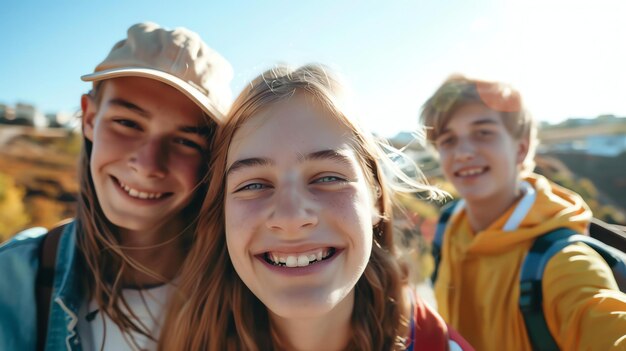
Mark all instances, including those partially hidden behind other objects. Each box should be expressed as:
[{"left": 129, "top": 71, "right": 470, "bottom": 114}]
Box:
[{"left": 420, "top": 74, "right": 537, "bottom": 176}]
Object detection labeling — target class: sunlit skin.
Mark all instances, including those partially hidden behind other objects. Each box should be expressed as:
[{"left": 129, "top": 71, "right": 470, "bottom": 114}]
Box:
[
  {"left": 435, "top": 103, "right": 529, "bottom": 232},
  {"left": 81, "top": 76, "right": 209, "bottom": 284},
  {"left": 224, "top": 94, "right": 381, "bottom": 351}
]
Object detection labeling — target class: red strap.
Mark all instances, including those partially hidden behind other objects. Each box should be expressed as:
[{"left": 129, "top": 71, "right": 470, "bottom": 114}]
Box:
[{"left": 410, "top": 290, "right": 449, "bottom": 351}]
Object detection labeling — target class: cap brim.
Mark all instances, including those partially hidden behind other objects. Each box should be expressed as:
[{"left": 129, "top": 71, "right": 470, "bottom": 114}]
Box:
[{"left": 81, "top": 67, "right": 225, "bottom": 124}]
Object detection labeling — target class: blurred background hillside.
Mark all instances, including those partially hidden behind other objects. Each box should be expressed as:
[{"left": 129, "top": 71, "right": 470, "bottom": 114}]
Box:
[{"left": 1, "top": 108, "right": 625, "bottom": 245}]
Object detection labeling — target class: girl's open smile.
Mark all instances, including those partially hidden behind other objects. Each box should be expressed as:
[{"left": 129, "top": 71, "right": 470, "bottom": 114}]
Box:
[{"left": 256, "top": 248, "right": 342, "bottom": 276}]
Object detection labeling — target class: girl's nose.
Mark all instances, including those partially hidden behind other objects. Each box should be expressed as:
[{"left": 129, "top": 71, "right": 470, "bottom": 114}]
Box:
[{"left": 265, "top": 184, "right": 318, "bottom": 236}]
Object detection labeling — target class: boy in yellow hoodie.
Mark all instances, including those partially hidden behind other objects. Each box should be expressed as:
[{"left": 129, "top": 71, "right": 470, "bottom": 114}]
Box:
[{"left": 420, "top": 75, "right": 626, "bottom": 351}]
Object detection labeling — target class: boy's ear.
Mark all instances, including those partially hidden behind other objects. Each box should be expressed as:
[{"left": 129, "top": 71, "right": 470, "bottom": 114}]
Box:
[
  {"left": 516, "top": 136, "right": 530, "bottom": 165},
  {"left": 81, "top": 94, "right": 97, "bottom": 142}
]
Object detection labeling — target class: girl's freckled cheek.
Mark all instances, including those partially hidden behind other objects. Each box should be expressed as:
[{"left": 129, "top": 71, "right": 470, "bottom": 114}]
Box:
[
  {"left": 227, "top": 199, "right": 268, "bottom": 232},
  {"left": 318, "top": 190, "right": 361, "bottom": 219}
]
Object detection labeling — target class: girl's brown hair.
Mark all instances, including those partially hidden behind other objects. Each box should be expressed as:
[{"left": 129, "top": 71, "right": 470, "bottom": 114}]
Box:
[{"left": 159, "top": 64, "right": 443, "bottom": 350}]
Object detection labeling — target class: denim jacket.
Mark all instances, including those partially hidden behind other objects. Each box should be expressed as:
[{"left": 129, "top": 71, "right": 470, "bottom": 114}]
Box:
[{"left": 0, "top": 221, "right": 84, "bottom": 351}]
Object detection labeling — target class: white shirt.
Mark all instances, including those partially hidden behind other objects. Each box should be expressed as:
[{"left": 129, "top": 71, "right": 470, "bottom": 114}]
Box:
[{"left": 77, "top": 283, "right": 172, "bottom": 351}]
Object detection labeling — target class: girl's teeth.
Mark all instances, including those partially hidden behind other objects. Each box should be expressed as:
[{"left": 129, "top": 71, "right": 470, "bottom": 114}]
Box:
[
  {"left": 286, "top": 256, "right": 298, "bottom": 267},
  {"left": 268, "top": 249, "right": 333, "bottom": 267},
  {"left": 297, "top": 255, "right": 310, "bottom": 267}
]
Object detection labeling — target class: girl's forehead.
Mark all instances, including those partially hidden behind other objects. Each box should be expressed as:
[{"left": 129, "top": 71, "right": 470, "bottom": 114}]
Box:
[{"left": 227, "top": 95, "right": 356, "bottom": 163}]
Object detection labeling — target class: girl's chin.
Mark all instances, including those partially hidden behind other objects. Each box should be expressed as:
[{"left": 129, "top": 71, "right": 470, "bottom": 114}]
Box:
[
  {"left": 264, "top": 288, "right": 355, "bottom": 321},
  {"left": 268, "top": 303, "right": 335, "bottom": 320}
]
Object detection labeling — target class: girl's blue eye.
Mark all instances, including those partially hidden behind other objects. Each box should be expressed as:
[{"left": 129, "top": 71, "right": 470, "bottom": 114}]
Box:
[
  {"left": 239, "top": 183, "right": 266, "bottom": 191},
  {"left": 314, "top": 176, "right": 344, "bottom": 184}
]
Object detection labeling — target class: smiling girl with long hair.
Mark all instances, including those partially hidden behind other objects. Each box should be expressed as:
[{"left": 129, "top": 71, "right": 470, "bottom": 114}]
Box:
[{"left": 160, "top": 64, "right": 472, "bottom": 351}]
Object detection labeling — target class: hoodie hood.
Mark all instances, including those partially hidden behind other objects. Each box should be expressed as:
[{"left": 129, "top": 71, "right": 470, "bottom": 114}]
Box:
[{"left": 453, "top": 174, "right": 591, "bottom": 255}]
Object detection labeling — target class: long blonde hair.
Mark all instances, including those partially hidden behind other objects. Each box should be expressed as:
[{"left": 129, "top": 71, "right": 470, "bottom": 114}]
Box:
[
  {"left": 159, "top": 64, "right": 443, "bottom": 351},
  {"left": 75, "top": 81, "right": 214, "bottom": 347}
]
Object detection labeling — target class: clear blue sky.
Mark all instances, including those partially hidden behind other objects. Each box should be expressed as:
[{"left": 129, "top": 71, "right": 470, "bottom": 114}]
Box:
[{"left": 2, "top": 0, "right": 625, "bottom": 136}]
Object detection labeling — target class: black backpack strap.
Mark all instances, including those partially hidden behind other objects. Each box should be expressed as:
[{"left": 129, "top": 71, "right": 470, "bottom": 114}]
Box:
[
  {"left": 431, "top": 200, "right": 459, "bottom": 284},
  {"left": 36, "top": 223, "right": 66, "bottom": 351},
  {"left": 589, "top": 217, "right": 626, "bottom": 253}
]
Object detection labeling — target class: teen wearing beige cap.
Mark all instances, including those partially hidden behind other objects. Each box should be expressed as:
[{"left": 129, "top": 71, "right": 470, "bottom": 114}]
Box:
[{"left": 0, "top": 22, "right": 232, "bottom": 351}]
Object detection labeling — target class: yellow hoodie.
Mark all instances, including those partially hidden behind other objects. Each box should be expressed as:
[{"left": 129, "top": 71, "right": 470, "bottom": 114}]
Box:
[{"left": 434, "top": 174, "right": 626, "bottom": 351}]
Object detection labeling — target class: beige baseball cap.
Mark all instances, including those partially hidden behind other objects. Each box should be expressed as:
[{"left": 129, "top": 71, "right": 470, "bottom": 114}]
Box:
[{"left": 81, "top": 22, "right": 233, "bottom": 124}]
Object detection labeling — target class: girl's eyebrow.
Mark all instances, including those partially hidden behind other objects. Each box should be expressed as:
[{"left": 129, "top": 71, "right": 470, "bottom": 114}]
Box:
[
  {"left": 226, "top": 157, "right": 273, "bottom": 177},
  {"left": 301, "top": 149, "right": 353, "bottom": 164},
  {"left": 226, "top": 149, "right": 353, "bottom": 177}
]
